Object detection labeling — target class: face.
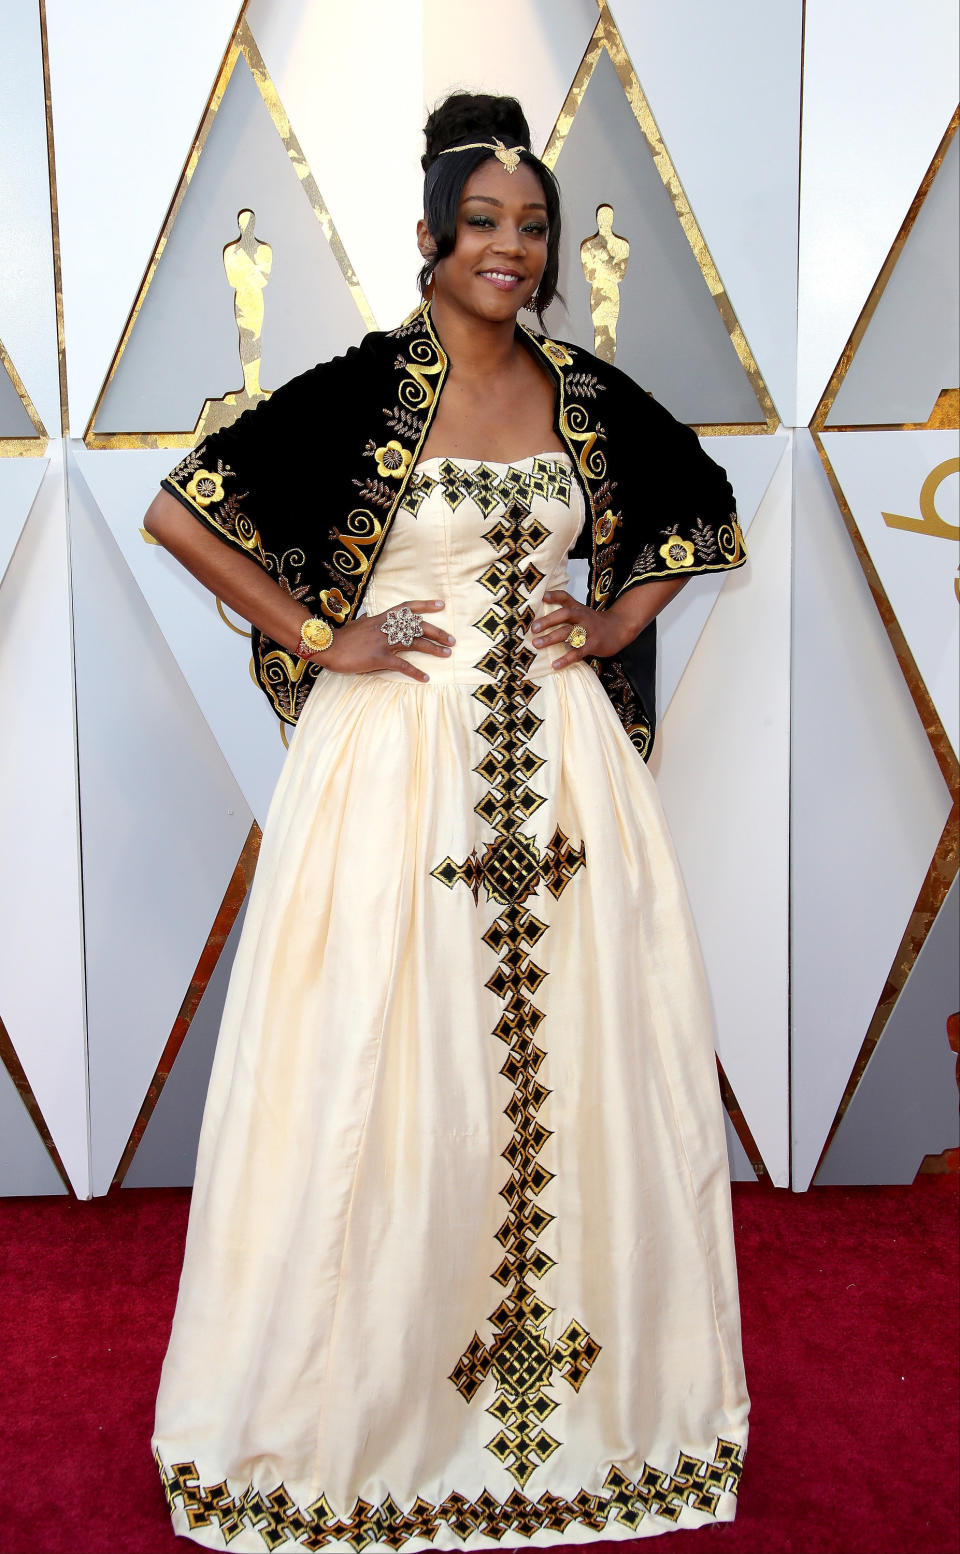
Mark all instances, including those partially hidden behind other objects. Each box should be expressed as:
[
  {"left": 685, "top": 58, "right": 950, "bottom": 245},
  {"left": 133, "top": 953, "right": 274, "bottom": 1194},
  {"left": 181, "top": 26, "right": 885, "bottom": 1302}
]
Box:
[{"left": 418, "top": 158, "right": 549, "bottom": 322}]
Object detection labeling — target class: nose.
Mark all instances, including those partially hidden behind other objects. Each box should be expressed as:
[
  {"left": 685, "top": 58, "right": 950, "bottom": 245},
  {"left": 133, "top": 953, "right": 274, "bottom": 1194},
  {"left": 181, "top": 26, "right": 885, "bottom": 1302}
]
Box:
[{"left": 491, "top": 224, "right": 525, "bottom": 255}]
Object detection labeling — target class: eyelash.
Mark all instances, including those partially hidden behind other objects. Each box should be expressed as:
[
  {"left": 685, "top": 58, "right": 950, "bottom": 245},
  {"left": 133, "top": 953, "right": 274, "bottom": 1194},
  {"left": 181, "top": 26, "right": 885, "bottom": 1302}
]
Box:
[{"left": 466, "top": 215, "right": 547, "bottom": 236}]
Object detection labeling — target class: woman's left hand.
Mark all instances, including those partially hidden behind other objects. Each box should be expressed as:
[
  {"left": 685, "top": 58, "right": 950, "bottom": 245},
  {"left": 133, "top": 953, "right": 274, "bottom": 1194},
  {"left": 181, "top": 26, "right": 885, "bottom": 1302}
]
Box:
[{"left": 530, "top": 590, "right": 633, "bottom": 669}]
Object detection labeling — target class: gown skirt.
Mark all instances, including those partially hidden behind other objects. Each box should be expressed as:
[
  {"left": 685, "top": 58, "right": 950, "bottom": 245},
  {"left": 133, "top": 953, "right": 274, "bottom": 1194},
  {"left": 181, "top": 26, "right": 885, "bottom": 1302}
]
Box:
[{"left": 152, "top": 452, "right": 749, "bottom": 1551}]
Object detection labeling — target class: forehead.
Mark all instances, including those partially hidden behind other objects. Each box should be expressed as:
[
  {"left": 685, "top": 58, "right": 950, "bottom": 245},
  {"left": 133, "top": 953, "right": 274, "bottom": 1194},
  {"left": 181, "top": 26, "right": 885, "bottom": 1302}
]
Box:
[{"left": 459, "top": 158, "right": 546, "bottom": 209}]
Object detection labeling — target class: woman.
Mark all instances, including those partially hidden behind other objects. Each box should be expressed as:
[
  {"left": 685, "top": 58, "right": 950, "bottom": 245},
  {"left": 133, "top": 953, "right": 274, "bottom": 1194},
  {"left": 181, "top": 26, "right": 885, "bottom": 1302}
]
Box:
[{"left": 147, "top": 93, "right": 749, "bottom": 1550}]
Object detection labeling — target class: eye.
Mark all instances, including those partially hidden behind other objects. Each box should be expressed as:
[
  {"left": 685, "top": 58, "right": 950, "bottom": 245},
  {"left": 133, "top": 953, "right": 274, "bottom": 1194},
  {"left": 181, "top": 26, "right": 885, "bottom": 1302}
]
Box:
[
  {"left": 466, "top": 214, "right": 495, "bottom": 228},
  {"left": 522, "top": 223, "right": 547, "bottom": 237}
]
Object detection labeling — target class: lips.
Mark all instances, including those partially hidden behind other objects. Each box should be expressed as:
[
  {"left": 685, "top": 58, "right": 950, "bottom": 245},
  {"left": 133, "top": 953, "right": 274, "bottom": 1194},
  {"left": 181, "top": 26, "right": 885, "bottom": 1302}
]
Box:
[{"left": 478, "top": 269, "right": 523, "bottom": 291}]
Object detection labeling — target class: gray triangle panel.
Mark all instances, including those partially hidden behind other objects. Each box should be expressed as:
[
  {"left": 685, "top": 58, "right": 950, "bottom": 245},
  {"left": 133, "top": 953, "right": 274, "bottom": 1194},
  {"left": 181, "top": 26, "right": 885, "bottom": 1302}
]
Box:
[
  {"left": 95, "top": 54, "right": 367, "bottom": 435},
  {"left": 0, "top": 1060, "right": 67, "bottom": 1195},
  {"left": 826, "top": 135, "right": 959, "bottom": 425},
  {"left": 816, "top": 876, "right": 959, "bottom": 1184},
  {"left": 543, "top": 49, "right": 761, "bottom": 424},
  {"left": 124, "top": 898, "right": 248, "bottom": 1188},
  {"left": 0, "top": 358, "right": 37, "bottom": 437}
]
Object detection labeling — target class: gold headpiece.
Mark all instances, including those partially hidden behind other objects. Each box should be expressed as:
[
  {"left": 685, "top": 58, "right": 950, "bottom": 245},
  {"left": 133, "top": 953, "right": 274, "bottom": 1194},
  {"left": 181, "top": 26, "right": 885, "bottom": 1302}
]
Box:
[{"left": 438, "top": 138, "right": 523, "bottom": 174}]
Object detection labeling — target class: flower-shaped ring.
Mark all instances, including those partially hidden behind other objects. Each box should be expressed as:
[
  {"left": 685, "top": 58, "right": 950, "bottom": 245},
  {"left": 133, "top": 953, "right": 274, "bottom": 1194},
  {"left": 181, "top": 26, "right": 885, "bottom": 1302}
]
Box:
[
  {"left": 565, "top": 624, "right": 588, "bottom": 649},
  {"left": 381, "top": 605, "right": 425, "bottom": 648}
]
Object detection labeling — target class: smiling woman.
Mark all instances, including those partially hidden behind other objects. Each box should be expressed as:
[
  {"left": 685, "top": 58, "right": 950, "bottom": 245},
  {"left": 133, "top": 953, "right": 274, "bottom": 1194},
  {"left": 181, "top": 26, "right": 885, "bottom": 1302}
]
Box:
[
  {"left": 415, "top": 93, "right": 561, "bottom": 323},
  {"left": 145, "top": 89, "right": 749, "bottom": 1552}
]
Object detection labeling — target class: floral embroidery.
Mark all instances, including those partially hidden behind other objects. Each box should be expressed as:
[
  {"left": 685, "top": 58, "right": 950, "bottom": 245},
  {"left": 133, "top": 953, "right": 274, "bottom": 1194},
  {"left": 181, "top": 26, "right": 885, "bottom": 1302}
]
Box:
[
  {"left": 595, "top": 511, "right": 619, "bottom": 545},
  {"left": 185, "top": 469, "right": 224, "bottom": 506},
  {"left": 373, "top": 439, "right": 413, "bottom": 478},
  {"left": 352, "top": 476, "right": 397, "bottom": 511},
  {"left": 540, "top": 338, "right": 574, "bottom": 368},
  {"left": 565, "top": 371, "right": 606, "bottom": 400},
  {"left": 318, "top": 587, "right": 351, "bottom": 622},
  {"left": 659, "top": 536, "right": 696, "bottom": 569}
]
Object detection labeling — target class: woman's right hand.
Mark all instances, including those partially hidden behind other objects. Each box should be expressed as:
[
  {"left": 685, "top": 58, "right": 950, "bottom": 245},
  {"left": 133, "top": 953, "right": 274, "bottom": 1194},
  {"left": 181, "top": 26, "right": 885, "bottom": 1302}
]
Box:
[{"left": 319, "top": 600, "right": 454, "bottom": 683}]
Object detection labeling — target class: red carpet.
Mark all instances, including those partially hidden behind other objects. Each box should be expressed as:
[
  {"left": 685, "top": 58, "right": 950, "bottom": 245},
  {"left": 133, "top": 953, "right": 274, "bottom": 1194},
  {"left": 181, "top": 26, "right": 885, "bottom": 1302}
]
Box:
[{"left": 0, "top": 1178, "right": 956, "bottom": 1554}]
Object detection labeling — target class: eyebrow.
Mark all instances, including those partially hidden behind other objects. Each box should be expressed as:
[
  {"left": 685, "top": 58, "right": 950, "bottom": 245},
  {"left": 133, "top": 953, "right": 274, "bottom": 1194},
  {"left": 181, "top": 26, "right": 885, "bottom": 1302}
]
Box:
[{"left": 462, "top": 194, "right": 548, "bottom": 212}]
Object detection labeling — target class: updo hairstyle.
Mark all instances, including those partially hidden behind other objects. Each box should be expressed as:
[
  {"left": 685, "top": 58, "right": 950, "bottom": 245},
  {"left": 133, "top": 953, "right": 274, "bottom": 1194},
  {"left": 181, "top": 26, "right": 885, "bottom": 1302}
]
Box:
[{"left": 419, "top": 92, "right": 562, "bottom": 325}]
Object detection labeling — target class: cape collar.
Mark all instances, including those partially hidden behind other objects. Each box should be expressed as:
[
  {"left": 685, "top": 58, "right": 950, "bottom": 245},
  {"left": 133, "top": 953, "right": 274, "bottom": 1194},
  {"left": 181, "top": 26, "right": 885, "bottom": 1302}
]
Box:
[{"left": 338, "top": 301, "right": 607, "bottom": 629}]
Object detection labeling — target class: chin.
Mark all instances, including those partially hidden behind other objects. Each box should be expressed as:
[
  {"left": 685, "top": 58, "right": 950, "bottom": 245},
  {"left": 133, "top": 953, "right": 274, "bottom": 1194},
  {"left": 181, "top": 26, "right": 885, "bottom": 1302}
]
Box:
[{"left": 472, "top": 284, "right": 533, "bottom": 319}]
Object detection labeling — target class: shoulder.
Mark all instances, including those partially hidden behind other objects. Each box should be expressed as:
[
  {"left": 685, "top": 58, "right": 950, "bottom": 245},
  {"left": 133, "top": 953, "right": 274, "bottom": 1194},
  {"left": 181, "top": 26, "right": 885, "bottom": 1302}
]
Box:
[{"left": 520, "top": 323, "right": 657, "bottom": 412}]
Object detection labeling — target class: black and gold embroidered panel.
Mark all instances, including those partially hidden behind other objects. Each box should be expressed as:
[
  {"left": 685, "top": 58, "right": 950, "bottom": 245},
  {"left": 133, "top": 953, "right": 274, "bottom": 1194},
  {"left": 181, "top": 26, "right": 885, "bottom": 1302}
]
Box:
[
  {"left": 162, "top": 302, "right": 746, "bottom": 747},
  {"left": 400, "top": 456, "right": 573, "bottom": 521},
  {"left": 620, "top": 509, "right": 747, "bottom": 587},
  {"left": 157, "top": 1438, "right": 743, "bottom": 1549},
  {"left": 428, "top": 495, "right": 595, "bottom": 1489}
]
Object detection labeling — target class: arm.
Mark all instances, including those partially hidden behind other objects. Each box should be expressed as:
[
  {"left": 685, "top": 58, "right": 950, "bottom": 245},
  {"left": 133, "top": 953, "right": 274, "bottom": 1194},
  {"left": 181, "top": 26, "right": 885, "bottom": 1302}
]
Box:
[
  {"left": 144, "top": 488, "right": 310, "bottom": 653},
  {"left": 532, "top": 575, "right": 688, "bottom": 669},
  {"left": 143, "top": 489, "right": 452, "bottom": 680}
]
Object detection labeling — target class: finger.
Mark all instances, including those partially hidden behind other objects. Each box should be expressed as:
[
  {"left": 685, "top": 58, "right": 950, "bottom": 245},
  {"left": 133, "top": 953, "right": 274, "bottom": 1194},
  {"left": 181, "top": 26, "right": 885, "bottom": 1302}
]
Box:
[
  {"left": 418, "top": 623, "right": 456, "bottom": 645},
  {"left": 543, "top": 590, "right": 574, "bottom": 606},
  {"left": 405, "top": 637, "right": 453, "bottom": 656},
  {"left": 551, "top": 648, "right": 585, "bottom": 671},
  {"left": 531, "top": 612, "right": 576, "bottom": 646},
  {"left": 535, "top": 626, "right": 579, "bottom": 648},
  {"left": 393, "top": 657, "right": 430, "bottom": 682},
  {"left": 375, "top": 601, "right": 455, "bottom": 649},
  {"left": 372, "top": 599, "right": 445, "bottom": 625},
  {"left": 531, "top": 610, "right": 571, "bottom": 639}
]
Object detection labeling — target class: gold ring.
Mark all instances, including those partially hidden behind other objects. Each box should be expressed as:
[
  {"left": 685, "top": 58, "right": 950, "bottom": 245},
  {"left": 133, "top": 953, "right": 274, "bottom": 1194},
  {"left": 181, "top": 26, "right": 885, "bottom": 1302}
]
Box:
[{"left": 565, "top": 624, "right": 587, "bottom": 649}]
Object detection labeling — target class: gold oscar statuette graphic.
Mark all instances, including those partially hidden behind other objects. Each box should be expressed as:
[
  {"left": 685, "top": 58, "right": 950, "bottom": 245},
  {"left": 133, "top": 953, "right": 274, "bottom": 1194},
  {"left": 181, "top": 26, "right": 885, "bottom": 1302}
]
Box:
[
  {"left": 195, "top": 209, "right": 274, "bottom": 438},
  {"left": 580, "top": 204, "right": 629, "bottom": 364}
]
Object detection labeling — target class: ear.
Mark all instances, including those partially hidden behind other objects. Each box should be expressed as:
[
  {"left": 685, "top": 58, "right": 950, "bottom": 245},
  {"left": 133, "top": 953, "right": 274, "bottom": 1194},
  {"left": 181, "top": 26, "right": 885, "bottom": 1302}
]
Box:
[{"left": 416, "top": 218, "right": 436, "bottom": 261}]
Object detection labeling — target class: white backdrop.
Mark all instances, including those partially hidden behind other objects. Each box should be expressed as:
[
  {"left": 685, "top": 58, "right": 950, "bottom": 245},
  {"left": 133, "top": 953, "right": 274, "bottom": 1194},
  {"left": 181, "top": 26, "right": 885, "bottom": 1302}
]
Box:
[{"left": 0, "top": 0, "right": 957, "bottom": 1198}]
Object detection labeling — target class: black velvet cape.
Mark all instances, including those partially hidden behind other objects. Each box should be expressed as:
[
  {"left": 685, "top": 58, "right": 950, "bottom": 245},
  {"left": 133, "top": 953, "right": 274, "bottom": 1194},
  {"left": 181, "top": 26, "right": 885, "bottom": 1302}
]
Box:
[{"left": 162, "top": 300, "right": 746, "bottom": 758}]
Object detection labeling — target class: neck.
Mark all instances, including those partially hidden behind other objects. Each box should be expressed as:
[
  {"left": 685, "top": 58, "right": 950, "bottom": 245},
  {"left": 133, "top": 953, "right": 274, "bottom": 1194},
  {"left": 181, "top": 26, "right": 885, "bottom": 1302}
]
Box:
[{"left": 427, "top": 294, "right": 522, "bottom": 377}]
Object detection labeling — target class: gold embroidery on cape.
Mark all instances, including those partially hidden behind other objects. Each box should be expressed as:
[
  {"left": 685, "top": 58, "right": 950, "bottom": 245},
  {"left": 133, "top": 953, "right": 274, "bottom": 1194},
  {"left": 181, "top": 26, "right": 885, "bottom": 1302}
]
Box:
[
  {"left": 624, "top": 510, "right": 746, "bottom": 587},
  {"left": 342, "top": 323, "right": 449, "bottom": 623},
  {"left": 156, "top": 1438, "right": 743, "bottom": 1548},
  {"left": 428, "top": 493, "right": 595, "bottom": 1488}
]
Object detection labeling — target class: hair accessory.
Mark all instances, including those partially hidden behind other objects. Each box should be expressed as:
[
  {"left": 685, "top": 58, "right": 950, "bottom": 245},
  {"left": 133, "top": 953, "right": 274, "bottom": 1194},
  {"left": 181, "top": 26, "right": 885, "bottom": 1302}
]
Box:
[
  {"left": 381, "top": 606, "right": 426, "bottom": 648},
  {"left": 438, "top": 138, "right": 523, "bottom": 174}
]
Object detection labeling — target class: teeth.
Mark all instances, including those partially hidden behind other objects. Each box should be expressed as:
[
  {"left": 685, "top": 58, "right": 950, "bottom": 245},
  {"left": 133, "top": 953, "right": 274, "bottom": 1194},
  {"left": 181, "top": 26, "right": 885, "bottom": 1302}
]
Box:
[{"left": 482, "top": 271, "right": 519, "bottom": 281}]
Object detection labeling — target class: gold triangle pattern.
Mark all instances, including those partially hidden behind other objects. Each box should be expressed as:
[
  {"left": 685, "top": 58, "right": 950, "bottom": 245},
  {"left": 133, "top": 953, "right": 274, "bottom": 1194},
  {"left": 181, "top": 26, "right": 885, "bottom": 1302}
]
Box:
[
  {"left": 716, "top": 1058, "right": 765, "bottom": 1180},
  {"left": 111, "top": 822, "right": 261, "bottom": 1188},
  {"left": 810, "top": 109, "right": 959, "bottom": 1181},
  {"left": 541, "top": 0, "right": 778, "bottom": 436},
  {"left": 84, "top": 14, "right": 376, "bottom": 450},
  {"left": 0, "top": 338, "right": 48, "bottom": 457},
  {"left": 0, "top": 1010, "right": 71, "bottom": 1191}
]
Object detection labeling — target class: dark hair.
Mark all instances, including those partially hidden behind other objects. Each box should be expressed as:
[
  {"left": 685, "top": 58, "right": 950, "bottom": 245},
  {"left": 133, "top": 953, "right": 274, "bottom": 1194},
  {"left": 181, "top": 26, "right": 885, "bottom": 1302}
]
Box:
[{"left": 418, "top": 92, "right": 562, "bottom": 325}]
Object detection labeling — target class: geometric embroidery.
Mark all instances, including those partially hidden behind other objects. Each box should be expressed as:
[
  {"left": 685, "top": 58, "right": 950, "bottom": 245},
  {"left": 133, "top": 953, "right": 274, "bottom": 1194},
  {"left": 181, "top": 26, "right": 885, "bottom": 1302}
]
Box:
[
  {"left": 430, "top": 494, "right": 596, "bottom": 1489},
  {"left": 402, "top": 455, "right": 572, "bottom": 519},
  {"left": 156, "top": 1438, "right": 743, "bottom": 1548}
]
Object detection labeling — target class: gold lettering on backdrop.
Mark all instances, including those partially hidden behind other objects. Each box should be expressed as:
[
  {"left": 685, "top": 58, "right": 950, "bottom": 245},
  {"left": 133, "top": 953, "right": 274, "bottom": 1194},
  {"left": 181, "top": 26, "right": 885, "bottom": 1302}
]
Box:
[
  {"left": 882, "top": 457, "right": 960, "bottom": 602},
  {"left": 196, "top": 210, "right": 274, "bottom": 437},
  {"left": 882, "top": 457, "right": 960, "bottom": 541},
  {"left": 580, "top": 205, "right": 629, "bottom": 364}
]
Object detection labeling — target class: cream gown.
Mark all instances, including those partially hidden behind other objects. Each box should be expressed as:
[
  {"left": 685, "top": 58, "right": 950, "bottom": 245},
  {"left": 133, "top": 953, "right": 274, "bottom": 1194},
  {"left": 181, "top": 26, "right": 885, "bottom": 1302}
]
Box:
[{"left": 152, "top": 451, "right": 749, "bottom": 1551}]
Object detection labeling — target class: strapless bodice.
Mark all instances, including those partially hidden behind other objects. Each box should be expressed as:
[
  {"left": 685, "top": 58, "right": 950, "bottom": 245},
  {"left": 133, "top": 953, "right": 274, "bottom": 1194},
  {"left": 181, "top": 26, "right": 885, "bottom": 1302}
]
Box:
[{"left": 362, "top": 452, "right": 586, "bottom": 684}]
